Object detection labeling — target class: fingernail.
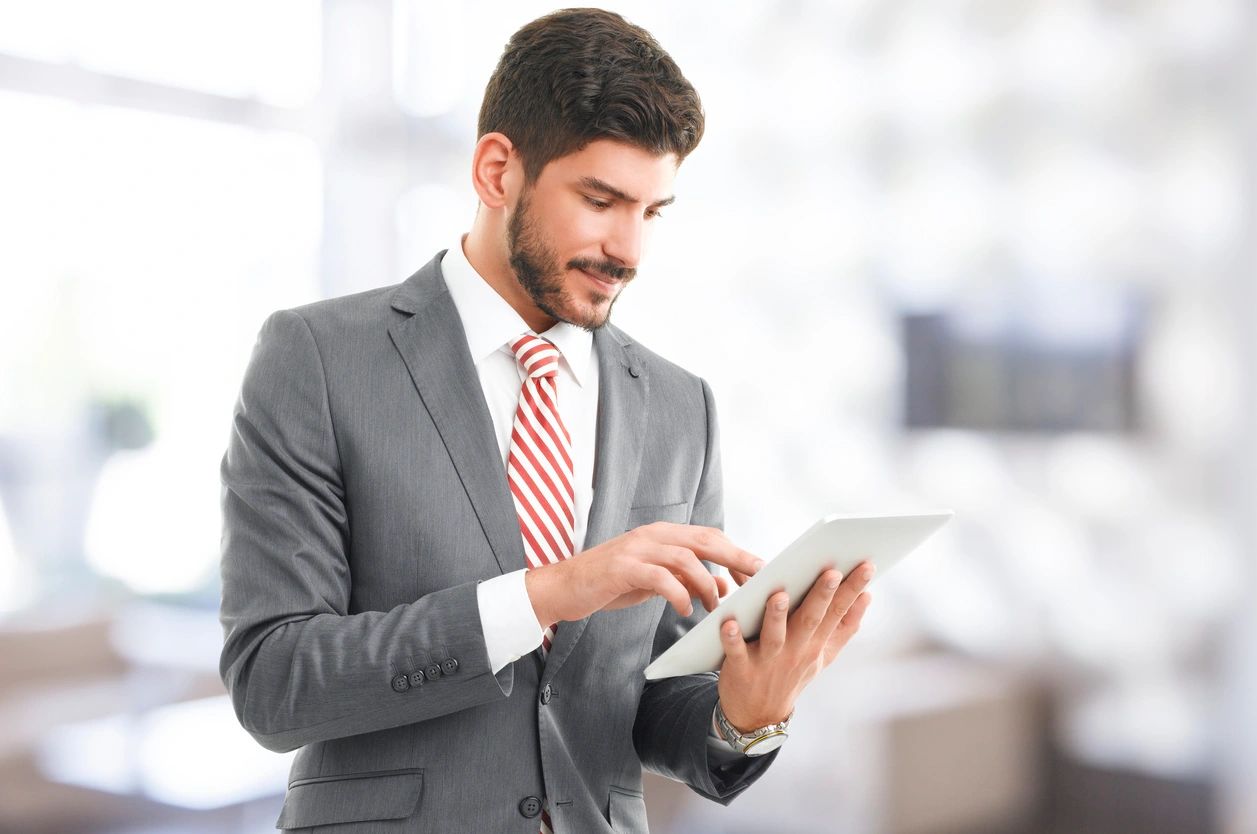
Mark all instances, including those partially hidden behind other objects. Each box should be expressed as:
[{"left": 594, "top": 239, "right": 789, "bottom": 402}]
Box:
[
  {"left": 826, "top": 574, "right": 840, "bottom": 589},
  {"left": 754, "top": 559, "right": 766, "bottom": 570},
  {"left": 775, "top": 598, "right": 787, "bottom": 611},
  {"left": 864, "top": 565, "right": 876, "bottom": 580},
  {"left": 724, "top": 622, "right": 738, "bottom": 636}
]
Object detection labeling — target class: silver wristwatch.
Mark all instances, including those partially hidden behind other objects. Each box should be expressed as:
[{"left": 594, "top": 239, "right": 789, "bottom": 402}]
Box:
[{"left": 714, "top": 701, "right": 792, "bottom": 757}]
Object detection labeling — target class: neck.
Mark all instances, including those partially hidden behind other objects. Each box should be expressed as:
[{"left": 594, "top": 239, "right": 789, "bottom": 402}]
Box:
[{"left": 462, "top": 215, "right": 557, "bottom": 333}]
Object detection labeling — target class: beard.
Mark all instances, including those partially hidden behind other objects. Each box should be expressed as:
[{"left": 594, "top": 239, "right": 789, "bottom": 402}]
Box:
[{"left": 506, "top": 188, "right": 635, "bottom": 332}]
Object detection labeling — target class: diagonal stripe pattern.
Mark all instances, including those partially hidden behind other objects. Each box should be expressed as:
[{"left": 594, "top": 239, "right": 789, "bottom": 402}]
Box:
[{"left": 506, "top": 332, "right": 575, "bottom": 658}]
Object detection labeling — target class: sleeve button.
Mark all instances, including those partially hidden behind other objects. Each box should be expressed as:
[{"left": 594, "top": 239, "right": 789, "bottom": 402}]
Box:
[
  {"left": 408, "top": 670, "right": 425, "bottom": 687},
  {"left": 424, "top": 663, "right": 443, "bottom": 680},
  {"left": 441, "top": 657, "right": 459, "bottom": 675},
  {"left": 390, "top": 674, "right": 410, "bottom": 693}
]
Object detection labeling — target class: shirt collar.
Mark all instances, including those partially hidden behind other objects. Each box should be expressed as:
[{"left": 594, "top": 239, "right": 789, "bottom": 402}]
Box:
[{"left": 440, "top": 234, "right": 593, "bottom": 387}]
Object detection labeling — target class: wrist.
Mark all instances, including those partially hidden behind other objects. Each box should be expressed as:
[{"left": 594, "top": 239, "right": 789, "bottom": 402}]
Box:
[
  {"left": 719, "top": 699, "right": 793, "bottom": 734},
  {"left": 524, "top": 561, "right": 571, "bottom": 627}
]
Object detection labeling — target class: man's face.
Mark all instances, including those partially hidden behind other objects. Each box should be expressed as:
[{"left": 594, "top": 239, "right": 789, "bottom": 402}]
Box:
[{"left": 506, "top": 138, "right": 678, "bottom": 331}]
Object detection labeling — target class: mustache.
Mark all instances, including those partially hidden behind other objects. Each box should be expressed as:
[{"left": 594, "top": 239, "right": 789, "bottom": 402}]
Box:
[{"left": 569, "top": 258, "right": 634, "bottom": 283}]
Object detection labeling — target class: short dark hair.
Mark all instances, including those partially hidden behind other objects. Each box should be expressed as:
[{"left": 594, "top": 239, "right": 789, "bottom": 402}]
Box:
[{"left": 477, "top": 8, "right": 705, "bottom": 183}]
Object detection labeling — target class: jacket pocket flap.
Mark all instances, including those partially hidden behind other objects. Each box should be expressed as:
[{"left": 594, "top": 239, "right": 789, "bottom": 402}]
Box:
[
  {"left": 625, "top": 501, "right": 690, "bottom": 530},
  {"left": 276, "top": 769, "right": 423, "bottom": 829}
]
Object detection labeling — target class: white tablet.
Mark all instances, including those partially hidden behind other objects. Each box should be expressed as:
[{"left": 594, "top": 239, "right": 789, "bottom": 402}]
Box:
[{"left": 643, "top": 511, "right": 954, "bottom": 680}]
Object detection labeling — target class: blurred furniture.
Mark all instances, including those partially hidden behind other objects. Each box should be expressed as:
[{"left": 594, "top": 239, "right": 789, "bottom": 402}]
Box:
[
  {"left": 0, "top": 605, "right": 286, "bottom": 833},
  {"left": 643, "top": 650, "right": 1049, "bottom": 834}
]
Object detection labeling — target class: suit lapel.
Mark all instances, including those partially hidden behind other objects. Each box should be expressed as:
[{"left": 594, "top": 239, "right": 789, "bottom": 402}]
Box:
[
  {"left": 541, "top": 325, "right": 650, "bottom": 684},
  {"left": 387, "top": 252, "right": 526, "bottom": 578},
  {"left": 388, "top": 252, "right": 650, "bottom": 680}
]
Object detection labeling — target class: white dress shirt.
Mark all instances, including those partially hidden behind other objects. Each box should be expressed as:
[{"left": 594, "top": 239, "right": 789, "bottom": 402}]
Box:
[
  {"left": 443, "top": 235, "right": 744, "bottom": 754},
  {"left": 442, "top": 236, "right": 597, "bottom": 671}
]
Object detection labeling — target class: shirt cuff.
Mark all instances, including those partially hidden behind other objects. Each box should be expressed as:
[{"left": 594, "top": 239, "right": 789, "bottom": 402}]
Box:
[{"left": 476, "top": 569, "right": 545, "bottom": 674}]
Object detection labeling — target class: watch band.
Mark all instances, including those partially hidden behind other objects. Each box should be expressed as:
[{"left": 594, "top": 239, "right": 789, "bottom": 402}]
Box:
[{"left": 714, "top": 700, "right": 792, "bottom": 756}]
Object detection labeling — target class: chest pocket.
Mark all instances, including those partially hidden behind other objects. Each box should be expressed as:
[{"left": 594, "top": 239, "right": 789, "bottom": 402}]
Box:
[{"left": 624, "top": 501, "right": 689, "bottom": 531}]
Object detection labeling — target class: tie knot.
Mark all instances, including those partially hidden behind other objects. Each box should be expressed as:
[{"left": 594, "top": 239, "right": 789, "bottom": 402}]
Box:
[{"left": 510, "top": 333, "right": 561, "bottom": 380}]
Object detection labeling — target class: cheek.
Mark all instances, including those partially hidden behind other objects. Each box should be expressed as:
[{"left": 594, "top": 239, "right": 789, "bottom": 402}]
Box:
[
  {"left": 558, "top": 223, "right": 613, "bottom": 266},
  {"left": 534, "top": 194, "right": 615, "bottom": 262},
  {"left": 641, "top": 220, "right": 659, "bottom": 248},
  {"left": 565, "top": 210, "right": 611, "bottom": 247}
]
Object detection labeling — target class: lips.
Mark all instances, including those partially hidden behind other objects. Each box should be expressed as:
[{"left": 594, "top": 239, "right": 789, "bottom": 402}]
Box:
[{"left": 580, "top": 268, "right": 619, "bottom": 292}]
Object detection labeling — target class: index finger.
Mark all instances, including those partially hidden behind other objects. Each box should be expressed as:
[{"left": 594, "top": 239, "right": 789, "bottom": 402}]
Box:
[{"left": 643, "top": 523, "right": 765, "bottom": 578}]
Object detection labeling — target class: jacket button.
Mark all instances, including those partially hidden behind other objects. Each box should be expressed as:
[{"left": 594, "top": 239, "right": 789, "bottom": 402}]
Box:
[
  {"left": 540, "top": 684, "right": 552, "bottom": 705},
  {"left": 518, "top": 796, "right": 542, "bottom": 818},
  {"left": 390, "top": 674, "right": 410, "bottom": 693},
  {"left": 424, "top": 663, "right": 443, "bottom": 680},
  {"left": 408, "top": 670, "right": 425, "bottom": 687},
  {"left": 441, "top": 657, "right": 459, "bottom": 675}
]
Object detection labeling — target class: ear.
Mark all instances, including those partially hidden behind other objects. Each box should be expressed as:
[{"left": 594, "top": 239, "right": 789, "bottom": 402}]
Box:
[{"left": 471, "top": 132, "right": 521, "bottom": 210}]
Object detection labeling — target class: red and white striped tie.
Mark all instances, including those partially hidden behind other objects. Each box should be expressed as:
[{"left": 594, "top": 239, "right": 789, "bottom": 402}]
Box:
[
  {"left": 507, "top": 333, "right": 572, "bottom": 834},
  {"left": 506, "top": 332, "right": 575, "bottom": 655}
]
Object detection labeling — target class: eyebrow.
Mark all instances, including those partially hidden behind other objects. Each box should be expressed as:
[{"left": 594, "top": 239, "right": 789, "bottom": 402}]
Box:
[{"left": 578, "top": 176, "right": 675, "bottom": 209}]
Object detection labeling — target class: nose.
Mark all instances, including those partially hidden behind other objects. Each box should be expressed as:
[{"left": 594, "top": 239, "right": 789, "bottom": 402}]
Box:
[{"left": 603, "top": 213, "right": 646, "bottom": 270}]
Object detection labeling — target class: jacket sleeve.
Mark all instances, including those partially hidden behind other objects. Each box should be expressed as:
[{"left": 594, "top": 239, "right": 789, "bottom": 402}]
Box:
[
  {"left": 631, "top": 377, "right": 780, "bottom": 803},
  {"left": 218, "top": 309, "right": 513, "bottom": 754}
]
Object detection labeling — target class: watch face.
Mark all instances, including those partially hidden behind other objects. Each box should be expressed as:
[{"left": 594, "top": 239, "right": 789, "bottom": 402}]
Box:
[{"left": 743, "top": 732, "right": 786, "bottom": 757}]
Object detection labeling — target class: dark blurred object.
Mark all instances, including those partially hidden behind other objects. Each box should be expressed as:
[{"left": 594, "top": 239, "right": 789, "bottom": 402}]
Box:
[
  {"left": 1043, "top": 748, "right": 1216, "bottom": 834},
  {"left": 91, "top": 396, "right": 155, "bottom": 452},
  {"left": 902, "top": 287, "right": 1144, "bottom": 433},
  {"left": 0, "top": 396, "right": 154, "bottom": 599}
]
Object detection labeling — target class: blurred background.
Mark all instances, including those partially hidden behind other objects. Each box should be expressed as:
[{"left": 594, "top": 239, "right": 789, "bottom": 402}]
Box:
[{"left": 1, "top": 0, "right": 1254, "bottom": 832}]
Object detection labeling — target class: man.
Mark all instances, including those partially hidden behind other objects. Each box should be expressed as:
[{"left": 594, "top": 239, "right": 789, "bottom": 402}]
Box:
[{"left": 219, "top": 8, "right": 874, "bottom": 833}]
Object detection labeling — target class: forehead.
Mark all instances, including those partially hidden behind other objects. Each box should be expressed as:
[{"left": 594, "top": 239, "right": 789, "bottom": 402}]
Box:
[{"left": 537, "top": 138, "right": 679, "bottom": 202}]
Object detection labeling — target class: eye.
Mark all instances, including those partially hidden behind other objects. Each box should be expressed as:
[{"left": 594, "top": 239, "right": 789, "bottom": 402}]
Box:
[
  {"left": 584, "top": 196, "right": 611, "bottom": 210},
  {"left": 645, "top": 207, "right": 664, "bottom": 220}
]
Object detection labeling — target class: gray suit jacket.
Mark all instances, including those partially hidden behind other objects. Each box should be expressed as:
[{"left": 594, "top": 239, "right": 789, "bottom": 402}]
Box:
[{"left": 218, "top": 251, "right": 778, "bottom": 833}]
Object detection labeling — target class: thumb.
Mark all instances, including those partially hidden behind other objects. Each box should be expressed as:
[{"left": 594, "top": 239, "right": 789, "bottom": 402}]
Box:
[{"left": 720, "top": 618, "right": 749, "bottom": 667}]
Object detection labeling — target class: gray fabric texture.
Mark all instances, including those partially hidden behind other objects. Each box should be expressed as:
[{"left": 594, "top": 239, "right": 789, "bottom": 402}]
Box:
[{"left": 218, "top": 251, "right": 778, "bottom": 832}]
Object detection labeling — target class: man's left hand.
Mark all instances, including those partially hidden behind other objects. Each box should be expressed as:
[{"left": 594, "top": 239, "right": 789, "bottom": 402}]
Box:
[{"left": 715, "top": 561, "right": 875, "bottom": 731}]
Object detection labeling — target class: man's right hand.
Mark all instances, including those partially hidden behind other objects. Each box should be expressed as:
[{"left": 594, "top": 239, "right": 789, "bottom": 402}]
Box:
[{"left": 523, "top": 523, "right": 765, "bottom": 627}]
